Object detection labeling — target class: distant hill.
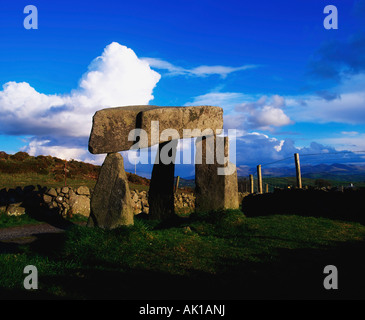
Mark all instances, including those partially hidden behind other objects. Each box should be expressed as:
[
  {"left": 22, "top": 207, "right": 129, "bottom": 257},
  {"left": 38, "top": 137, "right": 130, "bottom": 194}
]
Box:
[
  {"left": 0, "top": 151, "right": 150, "bottom": 188},
  {"left": 237, "top": 163, "right": 365, "bottom": 182}
]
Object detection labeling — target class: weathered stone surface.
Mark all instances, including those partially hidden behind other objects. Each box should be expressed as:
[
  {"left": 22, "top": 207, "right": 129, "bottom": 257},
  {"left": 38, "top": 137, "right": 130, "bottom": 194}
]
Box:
[
  {"left": 88, "top": 105, "right": 223, "bottom": 154},
  {"left": 76, "top": 186, "right": 90, "bottom": 196},
  {"left": 46, "top": 188, "right": 58, "bottom": 197},
  {"left": 148, "top": 140, "right": 178, "bottom": 220},
  {"left": 87, "top": 153, "right": 134, "bottom": 229},
  {"left": 141, "top": 106, "right": 223, "bottom": 145},
  {"left": 61, "top": 187, "right": 69, "bottom": 194},
  {"left": 195, "top": 136, "right": 239, "bottom": 212},
  {"left": 69, "top": 193, "right": 90, "bottom": 217},
  {"left": 43, "top": 194, "right": 53, "bottom": 204},
  {"left": 6, "top": 203, "right": 26, "bottom": 216},
  {"left": 88, "top": 106, "right": 160, "bottom": 154}
]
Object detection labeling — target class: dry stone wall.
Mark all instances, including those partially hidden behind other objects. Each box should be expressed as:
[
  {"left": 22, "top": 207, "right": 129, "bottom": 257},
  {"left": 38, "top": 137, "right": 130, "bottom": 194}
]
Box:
[
  {"left": 0, "top": 185, "right": 91, "bottom": 218},
  {"left": 0, "top": 184, "right": 246, "bottom": 219},
  {"left": 130, "top": 190, "right": 196, "bottom": 215},
  {"left": 43, "top": 186, "right": 91, "bottom": 217}
]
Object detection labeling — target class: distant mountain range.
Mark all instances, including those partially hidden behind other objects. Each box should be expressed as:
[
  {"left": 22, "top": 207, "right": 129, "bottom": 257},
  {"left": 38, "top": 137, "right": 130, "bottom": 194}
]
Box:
[
  {"left": 180, "top": 163, "right": 365, "bottom": 184},
  {"left": 238, "top": 163, "right": 365, "bottom": 182}
]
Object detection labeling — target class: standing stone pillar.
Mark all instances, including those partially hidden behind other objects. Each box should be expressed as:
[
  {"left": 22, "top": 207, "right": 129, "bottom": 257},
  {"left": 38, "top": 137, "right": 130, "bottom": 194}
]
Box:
[
  {"left": 195, "top": 135, "right": 239, "bottom": 212},
  {"left": 87, "top": 152, "right": 134, "bottom": 229},
  {"left": 148, "top": 140, "right": 178, "bottom": 220}
]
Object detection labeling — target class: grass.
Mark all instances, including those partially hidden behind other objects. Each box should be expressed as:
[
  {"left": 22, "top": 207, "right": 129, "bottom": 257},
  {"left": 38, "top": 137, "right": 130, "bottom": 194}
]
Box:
[
  {"left": 1, "top": 210, "right": 365, "bottom": 300},
  {"left": 0, "top": 213, "right": 42, "bottom": 228},
  {"left": 262, "top": 176, "right": 365, "bottom": 189},
  {"left": 0, "top": 173, "right": 151, "bottom": 193},
  {"left": 0, "top": 173, "right": 97, "bottom": 191}
]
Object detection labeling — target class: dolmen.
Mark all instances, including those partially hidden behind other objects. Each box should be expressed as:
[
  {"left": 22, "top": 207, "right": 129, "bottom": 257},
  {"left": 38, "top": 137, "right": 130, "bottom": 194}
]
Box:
[{"left": 87, "top": 105, "right": 239, "bottom": 229}]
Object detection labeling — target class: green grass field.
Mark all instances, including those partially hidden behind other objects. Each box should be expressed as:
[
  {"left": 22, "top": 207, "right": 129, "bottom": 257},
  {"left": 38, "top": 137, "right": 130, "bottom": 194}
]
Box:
[
  {"left": 1, "top": 210, "right": 364, "bottom": 299},
  {"left": 1, "top": 152, "right": 365, "bottom": 300}
]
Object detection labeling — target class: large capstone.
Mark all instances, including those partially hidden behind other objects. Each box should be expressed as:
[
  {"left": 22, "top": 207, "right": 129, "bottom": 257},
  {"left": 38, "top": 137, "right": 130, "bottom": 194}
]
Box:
[
  {"left": 87, "top": 152, "right": 134, "bottom": 229},
  {"left": 88, "top": 105, "right": 223, "bottom": 154}
]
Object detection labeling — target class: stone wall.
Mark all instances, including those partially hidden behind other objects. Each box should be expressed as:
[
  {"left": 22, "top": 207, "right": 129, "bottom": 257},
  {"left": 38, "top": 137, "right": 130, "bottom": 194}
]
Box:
[
  {"left": 0, "top": 185, "right": 91, "bottom": 218},
  {"left": 0, "top": 186, "right": 247, "bottom": 218},
  {"left": 130, "top": 190, "right": 196, "bottom": 215},
  {"left": 42, "top": 186, "right": 91, "bottom": 217}
]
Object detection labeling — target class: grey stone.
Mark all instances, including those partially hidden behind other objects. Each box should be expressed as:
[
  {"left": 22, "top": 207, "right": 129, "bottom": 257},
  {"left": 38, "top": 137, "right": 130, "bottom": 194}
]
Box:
[
  {"left": 61, "top": 187, "right": 69, "bottom": 194},
  {"left": 6, "top": 204, "right": 26, "bottom": 216},
  {"left": 89, "top": 106, "right": 160, "bottom": 154},
  {"left": 69, "top": 194, "right": 90, "bottom": 217},
  {"left": 88, "top": 105, "right": 223, "bottom": 154},
  {"left": 87, "top": 153, "right": 134, "bottom": 229},
  {"left": 46, "top": 188, "right": 57, "bottom": 197},
  {"left": 132, "top": 201, "right": 142, "bottom": 215},
  {"left": 141, "top": 106, "right": 223, "bottom": 146},
  {"left": 131, "top": 192, "right": 139, "bottom": 203},
  {"left": 76, "top": 186, "right": 90, "bottom": 196},
  {"left": 50, "top": 201, "right": 57, "bottom": 209},
  {"left": 195, "top": 135, "right": 239, "bottom": 212},
  {"left": 142, "top": 206, "right": 149, "bottom": 214},
  {"left": 43, "top": 194, "right": 53, "bottom": 204}
]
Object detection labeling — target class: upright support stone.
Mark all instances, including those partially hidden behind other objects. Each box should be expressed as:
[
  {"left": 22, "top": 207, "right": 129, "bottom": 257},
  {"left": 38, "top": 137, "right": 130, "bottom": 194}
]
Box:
[
  {"left": 148, "top": 140, "right": 178, "bottom": 220},
  {"left": 195, "top": 135, "right": 239, "bottom": 212},
  {"left": 87, "top": 153, "right": 134, "bottom": 229}
]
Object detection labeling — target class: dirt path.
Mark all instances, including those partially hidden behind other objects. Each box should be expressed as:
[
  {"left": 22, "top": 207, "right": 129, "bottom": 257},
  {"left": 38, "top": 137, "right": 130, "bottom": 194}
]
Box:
[{"left": 0, "top": 221, "right": 86, "bottom": 245}]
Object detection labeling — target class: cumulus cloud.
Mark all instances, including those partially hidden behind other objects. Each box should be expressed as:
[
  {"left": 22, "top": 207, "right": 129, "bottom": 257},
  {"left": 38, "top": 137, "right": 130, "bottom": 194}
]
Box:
[
  {"left": 228, "top": 95, "right": 292, "bottom": 131},
  {"left": 186, "top": 91, "right": 292, "bottom": 132},
  {"left": 142, "top": 57, "right": 257, "bottom": 78},
  {"left": 0, "top": 42, "right": 161, "bottom": 162}
]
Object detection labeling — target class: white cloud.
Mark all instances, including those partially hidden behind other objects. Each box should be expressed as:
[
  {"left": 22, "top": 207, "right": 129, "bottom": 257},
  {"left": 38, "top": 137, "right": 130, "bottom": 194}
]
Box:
[
  {"left": 286, "top": 74, "right": 365, "bottom": 125},
  {"left": 187, "top": 92, "right": 292, "bottom": 131},
  {"left": 318, "top": 134, "right": 365, "bottom": 152},
  {"left": 189, "top": 65, "right": 257, "bottom": 78},
  {"left": 0, "top": 42, "right": 161, "bottom": 137},
  {"left": 341, "top": 131, "right": 359, "bottom": 136},
  {"left": 286, "top": 91, "right": 365, "bottom": 125},
  {"left": 185, "top": 91, "right": 248, "bottom": 111},
  {"left": 25, "top": 139, "right": 87, "bottom": 161},
  {"left": 234, "top": 95, "right": 291, "bottom": 130},
  {"left": 141, "top": 57, "right": 186, "bottom": 75},
  {"left": 0, "top": 42, "right": 161, "bottom": 161},
  {"left": 143, "top": 57, "right": 257, "bottom": 78}
]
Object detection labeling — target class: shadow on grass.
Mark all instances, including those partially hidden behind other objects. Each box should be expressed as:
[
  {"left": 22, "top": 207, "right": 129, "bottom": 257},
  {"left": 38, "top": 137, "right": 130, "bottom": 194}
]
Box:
[{"left": 1, "top": 230, "right": 365, "bottom": 300}]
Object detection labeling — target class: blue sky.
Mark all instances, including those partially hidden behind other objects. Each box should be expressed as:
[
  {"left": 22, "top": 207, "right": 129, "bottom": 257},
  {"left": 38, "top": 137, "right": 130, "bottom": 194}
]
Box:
[{"left": 0, "top": 0, "right": 364, "bottom": 177}]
